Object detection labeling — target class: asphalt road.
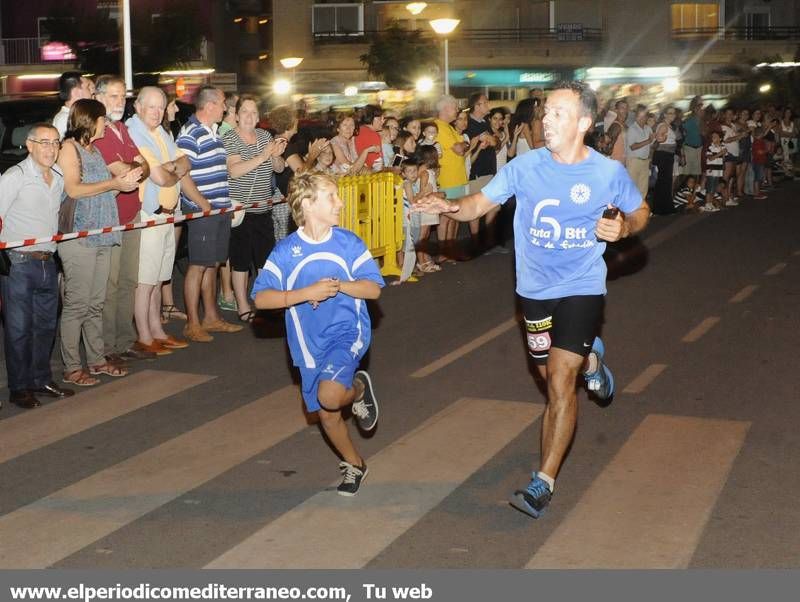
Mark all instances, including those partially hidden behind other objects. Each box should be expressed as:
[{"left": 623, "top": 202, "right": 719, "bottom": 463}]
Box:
[{"left": 1, "top": 180, "right": 799, "bottom": 569}]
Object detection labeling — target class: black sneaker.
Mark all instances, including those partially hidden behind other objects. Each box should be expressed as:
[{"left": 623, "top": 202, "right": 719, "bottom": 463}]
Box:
[
  {"left": 337, "top": 461, "right": 368, "bottom": 496},
  {"left": 352, "top": 370, "right": 379, "bottom": 431}
]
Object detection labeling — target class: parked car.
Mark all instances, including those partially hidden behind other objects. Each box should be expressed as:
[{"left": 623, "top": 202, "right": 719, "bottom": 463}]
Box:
[{"left": 0, "top": 95, "right": 61, "bottom": 174}]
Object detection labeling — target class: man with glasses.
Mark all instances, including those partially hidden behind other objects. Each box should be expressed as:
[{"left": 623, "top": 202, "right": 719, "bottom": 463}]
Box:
[{"left": 0, "top": 124, "right": 75, "bottom": 410}]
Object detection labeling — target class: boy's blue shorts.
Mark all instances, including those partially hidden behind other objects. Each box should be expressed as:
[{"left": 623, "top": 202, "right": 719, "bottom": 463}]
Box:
[{"left": 299, "top": 345, "right": 361, "bottom": 412}]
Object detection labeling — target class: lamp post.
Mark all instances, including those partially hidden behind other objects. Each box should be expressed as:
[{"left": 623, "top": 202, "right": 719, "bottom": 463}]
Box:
[
  {"left": 280, "top": 56, "right": 303, "bottom": 92},
  {"left": 121, "top": 0, "right": 133, "bottom": 91},
  {"left": 429, "top": 18, "right": 459, "bottom": 96}
]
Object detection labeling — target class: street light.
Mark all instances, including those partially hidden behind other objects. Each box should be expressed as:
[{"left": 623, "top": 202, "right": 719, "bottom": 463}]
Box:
[
  {"left": 416, "top": 77, "right": 434, "bottom": 93},
  {"left": 406, "top": 2, "right": 427, "bottom": 15},
  {"left": 662, "top": 77, "right": 680, "bottom": 93},
  {"left": 759, "top": 83, "right": 772, "bottom": 93},
  {"left": 429, "top": 18, "right": 459, "bottom": 95},
  {"left": 279, "top": 57, "right": 303, "bottom": 94},
  {"left": 273, "top": 79, "right": 292, "bottom": 95},
  {"left": 279, "top": 57, "right": 303, "bottom": 69}
]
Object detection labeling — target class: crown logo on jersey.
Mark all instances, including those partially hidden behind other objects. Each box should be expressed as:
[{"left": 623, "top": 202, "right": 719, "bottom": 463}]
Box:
[{"left": 291, "top": 245, "right": 303, "bottom": 257}]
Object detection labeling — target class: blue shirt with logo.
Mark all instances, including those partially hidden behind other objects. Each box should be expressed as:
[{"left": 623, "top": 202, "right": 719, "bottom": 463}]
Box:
[
  {"left": 482, "top": 147, "right": 642, "bottom": 299},
  {"left": 250, "top": 227, "right": 385, "bottom": 370}
]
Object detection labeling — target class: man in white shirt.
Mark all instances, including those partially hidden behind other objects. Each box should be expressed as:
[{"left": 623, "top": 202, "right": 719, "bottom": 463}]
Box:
[
  {"left": 0, "top": 124, "right": 75, "bottom": 409},
  {"left": 626, "top": 104, "right": 656, "bottom": 201},
  {"left": 52, "top": 72, "right": 93, "bottom": 140}
]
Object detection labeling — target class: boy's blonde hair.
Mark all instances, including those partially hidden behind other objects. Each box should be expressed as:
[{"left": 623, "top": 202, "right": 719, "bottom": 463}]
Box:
[{"left": 287, "top": 171, "right": 338, "bottom": 227}]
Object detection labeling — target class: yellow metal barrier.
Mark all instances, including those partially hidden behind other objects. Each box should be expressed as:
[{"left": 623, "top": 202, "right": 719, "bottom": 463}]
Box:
[{"left": 338, "top": 172, "right": 403, "bottom": 277}]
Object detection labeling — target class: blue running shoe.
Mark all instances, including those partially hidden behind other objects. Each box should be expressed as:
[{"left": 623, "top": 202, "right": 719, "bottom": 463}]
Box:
[
  {"left": 509, "top": 474, "right": 552, "bottom": 519},
  {"left": 584, "top": 336, "right": 615, "bottom": 402}
]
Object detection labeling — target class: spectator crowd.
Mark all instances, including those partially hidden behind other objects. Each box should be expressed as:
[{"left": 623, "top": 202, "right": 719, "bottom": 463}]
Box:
[{"left": 1, "top": 73, "right": 797, "bottom": 409}]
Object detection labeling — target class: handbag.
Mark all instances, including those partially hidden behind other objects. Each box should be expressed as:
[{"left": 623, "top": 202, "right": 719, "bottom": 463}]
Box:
[
  {"left": 58, "top": 141, "right": 82, "bottom": 234},
  {"left": 0, "top": 249, "right": 10, "bottom": 277}
]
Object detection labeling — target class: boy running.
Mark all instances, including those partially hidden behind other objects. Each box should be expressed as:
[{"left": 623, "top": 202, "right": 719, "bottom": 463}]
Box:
[{"left": 251, "top": 172, "right": 384, "bottom": 496}]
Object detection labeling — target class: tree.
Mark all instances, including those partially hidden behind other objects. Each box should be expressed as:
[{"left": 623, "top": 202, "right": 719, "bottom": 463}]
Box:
[
  {"left": 43, "top": 1, "right": 206, "bottom": 76},
  {"left": 41, "top": 6, "right": 119, "bottom": 74},
  {"left": 132, "top": 0, "right": 206, "bottom": 73},
  {"left": 730, "top": 50, "right": 800, "bottom": 108},
  {"left": 359, "top": 22, "right": 439, "bottom": 89}
]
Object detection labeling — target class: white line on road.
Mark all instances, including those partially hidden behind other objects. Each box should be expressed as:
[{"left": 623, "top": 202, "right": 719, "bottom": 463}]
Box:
[
  {"left": 411, "top": 318, "right": 518, "bottom": 379},
  {"left": 765, "top": 262, "right": 787, "bottom": 276},
  {"left": 206, "top": 398, "right": 544, "bottom": 569},
  {"left": 681, "top": 317, "right": 720, "bottom": 343},
  {"left": 0, "top": 385, "right": 309, "bottom": 569},
  {"left": 728, "top": 284, "right": 759, "bottom": 304},
  {"left": 525, "top": 414, "right": 750, "bottom": 568},
  {"left": 0, "top": 370, "right": 214, "bottom": 465},
  {"left": 622, "top": 364, "right": 668, "bottom": 395}
]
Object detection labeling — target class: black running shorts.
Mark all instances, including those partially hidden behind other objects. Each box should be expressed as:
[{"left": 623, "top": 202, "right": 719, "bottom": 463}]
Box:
[{"left": 520, "top": 295, "right": 605, "bottom": 364}]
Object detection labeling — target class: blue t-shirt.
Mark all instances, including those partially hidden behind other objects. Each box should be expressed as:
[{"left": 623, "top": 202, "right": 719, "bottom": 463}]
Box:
[
  {"left": 482, "top": 147, "right": 642, "bottom": 299},
  {"left": 250, "top": 227, "right": 385, "bottom": 369}
]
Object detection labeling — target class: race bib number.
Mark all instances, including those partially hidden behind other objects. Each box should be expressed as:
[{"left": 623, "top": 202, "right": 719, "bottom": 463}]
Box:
[{"left": 527, "top": 331, "right": 552, "bottom": 353}]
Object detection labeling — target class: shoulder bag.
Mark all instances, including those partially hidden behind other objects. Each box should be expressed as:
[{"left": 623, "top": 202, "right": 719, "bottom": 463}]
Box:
[{"left": 58, "top": 141, "right": 83, "bottom": 234}]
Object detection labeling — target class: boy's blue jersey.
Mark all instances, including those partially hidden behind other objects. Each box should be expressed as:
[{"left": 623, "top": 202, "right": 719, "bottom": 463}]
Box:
[
  {"left": 482, "top": 147, "right": 642, "bottom": 299},
  {"left": 251, "top": 227, "right": 385, "bottom": 369}
]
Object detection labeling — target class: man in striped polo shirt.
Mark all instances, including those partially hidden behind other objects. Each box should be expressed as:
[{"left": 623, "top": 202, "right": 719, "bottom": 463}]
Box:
[{"left": 177, "top": 86, "right": 243, "bottom": 342}]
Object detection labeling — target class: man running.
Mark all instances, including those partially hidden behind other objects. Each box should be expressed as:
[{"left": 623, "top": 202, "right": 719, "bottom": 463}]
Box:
[{"left": 414, "top": 81, "right": 649, "bottom": 518}]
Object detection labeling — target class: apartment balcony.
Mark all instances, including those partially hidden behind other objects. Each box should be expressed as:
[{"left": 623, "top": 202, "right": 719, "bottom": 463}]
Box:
[
  {"left": 671, "top": 26, "right": 800, "bottom": 66},
  {"left": 310, "top": 26, "right": 602, "bottom": 69},
  {"left": 312, "top": 26, "right": 602, "bottom": 44},
  {"left": 0, "top": 38, "right": 75, "bottom": 67}
]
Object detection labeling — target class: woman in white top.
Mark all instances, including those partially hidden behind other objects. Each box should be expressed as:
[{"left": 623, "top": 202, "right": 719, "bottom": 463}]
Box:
[
  {"left": 779, "top": 108, "right": 797, "bottom": 178},
  {"left": 488, "top": 107, "right": 510, "bottom": 170},
  {"left": 652, "top": 106, "right": 679, "bottom": 214},
  {"left": 721, "top": 108, "right": 747, "bottom": 200},
  {"left": 330, "top": 114, "right": 377, "bottom": 175},
  {"left": 507, "top": 98, "right": 536, "bottom": 159}
]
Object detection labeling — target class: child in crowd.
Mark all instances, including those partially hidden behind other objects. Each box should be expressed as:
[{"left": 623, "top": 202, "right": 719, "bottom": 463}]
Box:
[
  {"left": 393, "top": 131, "right": 418, "bottom": 165},
  {"left": 751, "top": 127, "right": 768, "bottom": 200},
  {"left": 314, "top": 144, "right": 338, "bottom": 175},
  {"left": 394, "top": 158, "right": 423, "bottom": 284},
  {"left": 419, "top": 121, "right": 443, "bottom": 157},
  {"left": 673, "top": 175, "right": 705, "bottom": 213},
  {"left": 251, "top": 172, "right": 384, "bottom": 496},
  {"left": 414, "top": 145, "right": 442, "bottom": 273},
  {"left": 703, "top": 130, "right": 726, "bottom": 212}
]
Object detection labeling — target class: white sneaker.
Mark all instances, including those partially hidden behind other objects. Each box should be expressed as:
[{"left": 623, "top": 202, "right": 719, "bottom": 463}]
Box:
[{"left": 725, "top": 199, "right": 739, "bottom": 207}]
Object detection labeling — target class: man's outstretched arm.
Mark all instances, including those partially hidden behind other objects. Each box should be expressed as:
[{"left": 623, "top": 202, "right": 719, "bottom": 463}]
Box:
[{"left": 412, "top": 191, "right": 498, "bottom": 222}]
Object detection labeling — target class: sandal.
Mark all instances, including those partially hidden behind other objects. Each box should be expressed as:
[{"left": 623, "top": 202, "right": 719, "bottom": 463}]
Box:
[
  {"left": 161, "top": 304, "right": 187, "bottom": 322},
  {"left": 238, "top": 311, "right": 256, "bottom": 323},
  {"left": 88, "top": 362, "right": 129, "bottom": 377},
  {"left": 63, "top": 370, "right": 100, "bottom": 387},
  {"left": 418, "top": 261, "right": 441, "bottom": 273}
]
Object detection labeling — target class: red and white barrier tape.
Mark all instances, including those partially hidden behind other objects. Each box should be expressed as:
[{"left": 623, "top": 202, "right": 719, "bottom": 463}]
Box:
[{"left": 0, "top": 201, "right": 272, "bottom": 251}]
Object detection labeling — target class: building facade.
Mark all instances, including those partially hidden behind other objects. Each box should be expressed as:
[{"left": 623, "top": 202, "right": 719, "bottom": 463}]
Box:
[{"left": 271, "top": 0, "right": 800, "bottom": 102}]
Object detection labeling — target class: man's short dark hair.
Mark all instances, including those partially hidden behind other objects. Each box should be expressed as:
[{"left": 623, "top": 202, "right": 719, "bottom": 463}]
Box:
[
  {"left": 467, "top": 92, "right": 485, "bottom": 114},
  {"left": 27, "top": 122, "right": 59, "bottom": 139},
  {"left": 195, "top": 85, "right": 221, "bottom": 110},
  {"left": 58, "top": 71, "right": 85, "bottom": 102},
  {"left": 360, "top": 104, "right": 383, "bottom": 126},
  {"left": 552, "top": 80, "right": 597, "bottom": 119},
  {"left": 615, "top": 98, "right": 628, "bottom": 110}
]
